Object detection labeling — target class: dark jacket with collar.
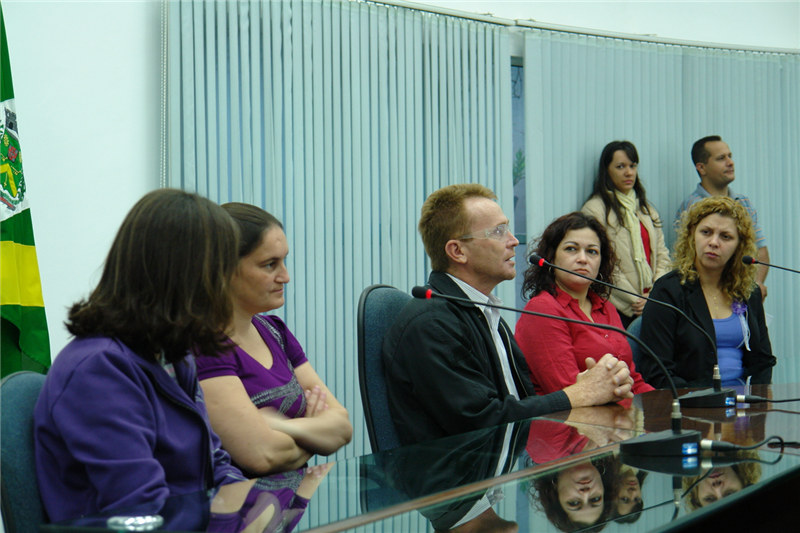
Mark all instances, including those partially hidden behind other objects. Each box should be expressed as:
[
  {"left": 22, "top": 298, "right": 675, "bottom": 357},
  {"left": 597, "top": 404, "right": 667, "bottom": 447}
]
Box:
[
  {"left": 384, "top": 420, "right": 530, "bottom": 530},
  {"left": 381, "top": 271, "right": 570, "bottom": 446},
  {"left": 638, "top": 270, "right": 775, "bottom": 389}
]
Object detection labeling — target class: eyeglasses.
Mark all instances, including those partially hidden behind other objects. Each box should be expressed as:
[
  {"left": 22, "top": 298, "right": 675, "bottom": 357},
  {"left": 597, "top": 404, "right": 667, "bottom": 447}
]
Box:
[{"left": 459, "top": 223, "right": 512, "bottom": 241}]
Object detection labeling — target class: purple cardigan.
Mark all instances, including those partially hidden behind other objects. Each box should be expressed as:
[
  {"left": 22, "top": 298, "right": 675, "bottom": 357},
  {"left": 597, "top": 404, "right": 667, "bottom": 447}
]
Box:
[{"left": 34, "top": 336, "right": 244, "bottom": 522}]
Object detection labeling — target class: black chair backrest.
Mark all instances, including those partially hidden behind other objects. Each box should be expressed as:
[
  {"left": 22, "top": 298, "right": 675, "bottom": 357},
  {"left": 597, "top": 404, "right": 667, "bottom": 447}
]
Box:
[
  {"left": 627, "top": 316, "right": 643, "bottom": 369},
  {"left": 357, "top": 284, "right": 410, "bottom": 453},
  {"left": 1, "top": 371, "right": 48, "bottom": 533}
]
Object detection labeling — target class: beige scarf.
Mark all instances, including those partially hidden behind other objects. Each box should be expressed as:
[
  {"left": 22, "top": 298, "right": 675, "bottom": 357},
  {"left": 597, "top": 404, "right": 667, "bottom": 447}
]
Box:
[{"left": 614, "top": 189, "right": 654, "bottom": 292}]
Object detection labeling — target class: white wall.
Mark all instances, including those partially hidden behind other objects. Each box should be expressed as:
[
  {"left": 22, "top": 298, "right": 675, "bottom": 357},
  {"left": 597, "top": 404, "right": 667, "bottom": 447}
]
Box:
[
  {"left": 3, "top": 0, "right": 798, "bottom": 358},
  {"left": 3, "top": 0, "right": 162, "bottom": 356},
  {"left": 420, "top": 1, "right": 800, "bottom": 50}
]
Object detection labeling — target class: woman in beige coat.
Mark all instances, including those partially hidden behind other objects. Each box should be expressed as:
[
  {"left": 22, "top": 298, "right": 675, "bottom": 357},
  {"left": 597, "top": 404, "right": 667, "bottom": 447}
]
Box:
[{"left": 581, "top": 141, "right": 670, "bottom": 328}]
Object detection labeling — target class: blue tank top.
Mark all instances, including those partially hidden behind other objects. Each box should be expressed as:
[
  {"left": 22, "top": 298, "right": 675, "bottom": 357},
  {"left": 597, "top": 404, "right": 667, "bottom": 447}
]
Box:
[{"left": 713, "top": 313, "right": 745, "bottom": 385}]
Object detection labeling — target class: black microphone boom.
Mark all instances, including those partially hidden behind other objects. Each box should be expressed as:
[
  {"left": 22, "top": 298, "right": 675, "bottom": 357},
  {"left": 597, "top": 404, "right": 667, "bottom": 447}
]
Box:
[
  {"left": 741, "top": 255, "right": 800, "bottom": 274},
  {"left": 528, "top": 253, "right": 736, "bottom": 409},
  {"left": 412, "top": 286, "right": 702, "bottom": 459}
]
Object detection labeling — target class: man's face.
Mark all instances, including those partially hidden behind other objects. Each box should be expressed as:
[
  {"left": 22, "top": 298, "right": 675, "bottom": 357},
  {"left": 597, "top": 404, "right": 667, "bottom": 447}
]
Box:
[
  {"left": 457, "top": 197, "right": 519, "bottom": 295},
  {"left": 697, "top": 140, "right": 735, "bottom": 190}
]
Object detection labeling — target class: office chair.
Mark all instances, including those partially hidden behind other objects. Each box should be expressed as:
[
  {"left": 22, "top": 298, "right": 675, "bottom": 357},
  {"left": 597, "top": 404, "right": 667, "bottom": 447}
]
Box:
[
  {"left": 1, "top": 371, "right": 48, "bottom": 533},
  {"left": 357, "top": 284, "right": 410, "bottom": 453}
]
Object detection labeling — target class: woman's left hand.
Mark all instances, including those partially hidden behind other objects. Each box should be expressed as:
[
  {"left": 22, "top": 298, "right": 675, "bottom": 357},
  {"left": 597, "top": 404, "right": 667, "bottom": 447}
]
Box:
[
  {"left": 304, "top": 386, "right": 329, "bottom": 418},
  {"left": 631, "top": 297, "right": 647, "bottom": 316}
]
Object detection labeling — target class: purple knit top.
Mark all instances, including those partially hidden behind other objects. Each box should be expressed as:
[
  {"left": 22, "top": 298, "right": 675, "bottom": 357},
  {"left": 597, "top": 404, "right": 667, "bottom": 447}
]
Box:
[{"left": 196, "top": 315, "right": 309, "bottom": 419}]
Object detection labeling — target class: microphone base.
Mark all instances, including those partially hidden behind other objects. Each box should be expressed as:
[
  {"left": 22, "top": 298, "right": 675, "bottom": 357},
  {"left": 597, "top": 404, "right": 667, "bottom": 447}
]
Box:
[
  {"left": 619, "top": 429, "right": 702, "bottom": 457},
  {"left": 678, "top": 388, "right": 736, "bottom": 408},
  {"left": 619, "top": 452, "right": 702, "bottom": 476}
]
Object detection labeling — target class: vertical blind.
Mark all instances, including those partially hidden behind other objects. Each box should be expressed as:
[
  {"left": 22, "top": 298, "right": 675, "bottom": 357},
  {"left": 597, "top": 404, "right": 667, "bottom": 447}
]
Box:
[
  {"left": 166, "top": 3, "right": 799, "bottom": 529},
  {"left": 523, "top": 30, "right": 800, "bottom": 390},
  {"left": 167, "top": 0, "right": 513, "bottom": 467}
]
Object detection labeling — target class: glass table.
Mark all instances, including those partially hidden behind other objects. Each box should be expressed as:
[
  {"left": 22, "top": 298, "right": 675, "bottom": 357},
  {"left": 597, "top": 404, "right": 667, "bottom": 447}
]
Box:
[{"left": 42, "top": 403, "right": 800, "bottom": 533}]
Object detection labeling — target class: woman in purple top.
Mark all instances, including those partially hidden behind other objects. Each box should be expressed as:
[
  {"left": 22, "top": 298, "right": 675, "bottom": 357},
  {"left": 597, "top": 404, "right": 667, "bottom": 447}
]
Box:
[
  {"left": 197, "top": 204, "right": 352, "bottom": 476},
  {"left": 33, "top": 190, "right": 245, "bottom": 522}
]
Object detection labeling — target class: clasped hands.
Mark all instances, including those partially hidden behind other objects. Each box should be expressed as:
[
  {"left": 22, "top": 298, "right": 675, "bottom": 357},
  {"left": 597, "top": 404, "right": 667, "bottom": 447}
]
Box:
[{"left": 578, "top": 353, "right": 634, "bottom": 403}]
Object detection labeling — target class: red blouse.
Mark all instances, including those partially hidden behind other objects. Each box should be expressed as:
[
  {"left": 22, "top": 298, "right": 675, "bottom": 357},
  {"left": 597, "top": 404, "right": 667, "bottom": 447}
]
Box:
[
  {"left": 526, "top": 419, "right": 588, "bottom": 464},
  {"left": 514, "top": 287, "right": 654, "bottom": 396}
]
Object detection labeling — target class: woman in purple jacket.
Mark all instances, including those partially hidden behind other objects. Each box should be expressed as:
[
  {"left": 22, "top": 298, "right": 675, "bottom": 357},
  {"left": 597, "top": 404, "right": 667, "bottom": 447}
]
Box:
[{"left": 34, "top": 189, "right": 246, "bottom": 522}]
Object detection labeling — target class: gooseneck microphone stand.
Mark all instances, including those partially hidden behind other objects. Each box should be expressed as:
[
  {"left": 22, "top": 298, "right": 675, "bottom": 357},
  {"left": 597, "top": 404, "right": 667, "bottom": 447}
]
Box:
[{"left": 742, "top": 255, "right": 800, "bottom": 274}]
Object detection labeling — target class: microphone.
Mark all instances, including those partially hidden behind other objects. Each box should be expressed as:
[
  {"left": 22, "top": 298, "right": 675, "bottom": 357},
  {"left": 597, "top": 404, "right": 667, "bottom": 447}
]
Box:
[
  {"left": 620, "top": 448, "right": 776, "bottom": 477},
  {"left": 742, "top": 255, "right": 800, "bottom": 274},
  {"left": 412, "top": 286, "right": 702, "bottom": 459},
  {"left": 411, "top": 286, "right": 434, "bottom": 299},
  {"left": 529, "top": 253, "right": 736, "bottom": 409}
]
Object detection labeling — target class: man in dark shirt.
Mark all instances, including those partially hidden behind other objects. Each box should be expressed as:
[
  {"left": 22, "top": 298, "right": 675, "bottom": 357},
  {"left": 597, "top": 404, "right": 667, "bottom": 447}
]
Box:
[{"left": 382, "top": 184, "right": 633, "bottom": 445}]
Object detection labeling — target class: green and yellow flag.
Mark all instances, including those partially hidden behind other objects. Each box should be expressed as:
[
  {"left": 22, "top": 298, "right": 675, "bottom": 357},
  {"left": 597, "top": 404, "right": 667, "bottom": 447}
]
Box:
[{"left": 1, "top": 4, "right": 50, "bottom": 377}]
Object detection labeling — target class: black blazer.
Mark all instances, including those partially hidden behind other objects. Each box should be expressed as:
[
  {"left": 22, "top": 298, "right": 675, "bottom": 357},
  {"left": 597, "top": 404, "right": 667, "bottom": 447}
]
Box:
[
  {"left": 638, "top": 270, "right": 775, "bottom": 389},
  {"left": 381, "top": 271, "right": 570, "bottom": 445}
]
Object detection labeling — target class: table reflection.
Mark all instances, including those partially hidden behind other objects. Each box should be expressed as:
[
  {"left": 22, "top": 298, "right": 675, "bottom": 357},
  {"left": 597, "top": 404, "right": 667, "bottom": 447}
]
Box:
[
  {"left": 614, "top": 463, "right": 647, "bottom": 522},
  {"left": 370, "top": 418, "right": 794, "bottom": 533},
  {"left": 680, "top": 450, "right": 763, "bottom": 511},
  {"left": 524, "top": 419, "right": 627, "bottom": 531},
  {"left": 42, "top": 406, "right": 800, "bottom": 533},
  {"left": 44, "top": 463, "right": 333, "bottom": 533},
  {"left": 542, "top": 385, "right": 800, "bottom": 458},
  {"left": 377, "top": 422, "right": 530, "bottom": 531},
  {"left": 209, "top": 463, "right": 332, "bottom": 533}
]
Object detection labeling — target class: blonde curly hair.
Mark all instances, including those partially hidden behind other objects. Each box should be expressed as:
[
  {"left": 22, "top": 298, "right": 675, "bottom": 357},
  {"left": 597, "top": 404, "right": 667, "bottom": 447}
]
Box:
[
  {"left": 682, "top": 450, "right": 762, "bottom": 511},
  {"left": 673, "top": 196, "right": 758, "bottom": 303}
]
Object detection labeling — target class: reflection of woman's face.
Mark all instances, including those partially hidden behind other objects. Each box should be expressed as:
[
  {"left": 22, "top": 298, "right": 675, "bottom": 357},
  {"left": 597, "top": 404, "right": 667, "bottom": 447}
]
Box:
[
  {"left": 230, "top": 227, "right": 291, "bottom": 317},
  {"left": 616, "top": 471, "right": 641, "bottom": 516},
  {"left": 697, "top": 467, "right": 743, "bottom": 506},
  {"left": 557, "top": 462, "right": 604, "bottom": 525}
]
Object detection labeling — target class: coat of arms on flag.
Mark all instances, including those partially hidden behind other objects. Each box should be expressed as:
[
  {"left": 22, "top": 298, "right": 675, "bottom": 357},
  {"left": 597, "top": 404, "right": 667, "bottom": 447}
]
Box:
[{"left": 1, "top": 106, "right": 26, "bottom": 210}]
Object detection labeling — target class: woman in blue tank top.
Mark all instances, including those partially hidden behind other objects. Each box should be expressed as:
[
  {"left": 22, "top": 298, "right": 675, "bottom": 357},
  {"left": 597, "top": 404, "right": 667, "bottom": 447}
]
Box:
[{"left": 637, "top": 197, "right": 775, "bottom": 389}]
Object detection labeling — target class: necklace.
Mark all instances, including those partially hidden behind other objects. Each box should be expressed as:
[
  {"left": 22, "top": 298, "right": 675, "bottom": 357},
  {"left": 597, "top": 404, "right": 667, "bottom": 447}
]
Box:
[
  {"left": 710, "top": 292, "right": 720, "bottom": 314},
  {"left": 702, "top": 284, "right": 728, "bottom": 316}
]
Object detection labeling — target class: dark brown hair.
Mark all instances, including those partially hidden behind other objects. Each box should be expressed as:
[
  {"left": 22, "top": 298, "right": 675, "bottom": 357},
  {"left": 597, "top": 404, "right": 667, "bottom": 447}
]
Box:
[
  {"left": 66, "top": 189, "right": 240, "bottom": 363},
  {"left": 611, "top": 469, "right": 648, "bottom": 523},
  {"left": 588, "top": 141, "right": 656, "bottom": 229},
  {"left": 222, "top": 202, "right": 283, "bottom": 258},
  {"left": 530, "top": 454, "right": 620, "bottom": 532},
  {"left": 522, "top": 212, "right": 617, "bottom": 300},
  {"left": 691, "top": 134, "right": 723, "bottom": 173}
]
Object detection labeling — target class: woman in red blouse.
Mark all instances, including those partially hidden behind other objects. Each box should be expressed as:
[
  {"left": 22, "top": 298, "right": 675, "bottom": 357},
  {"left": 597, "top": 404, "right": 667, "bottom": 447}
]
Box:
[{"left": 515, "top": 212, "right": 654, "bottom": 396}]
